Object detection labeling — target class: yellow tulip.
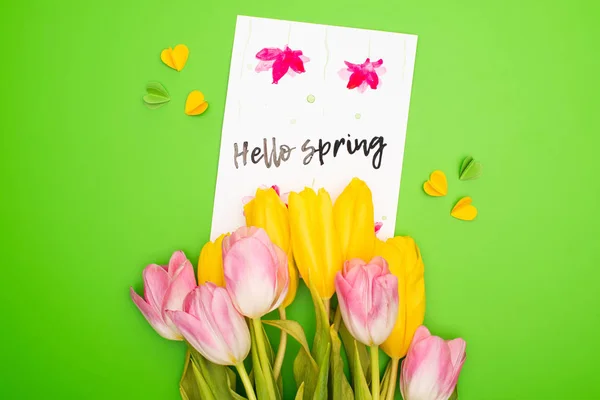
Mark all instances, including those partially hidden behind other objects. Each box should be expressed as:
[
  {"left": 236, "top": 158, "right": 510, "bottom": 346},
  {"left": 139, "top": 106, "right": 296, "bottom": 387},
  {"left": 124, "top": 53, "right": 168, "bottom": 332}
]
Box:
[
  {"left": 333, "top": 178, "right": 376, "bottom": 261},
  {"left": 197, "top": 233, "right": 229, "bottom": 286},
  {"left": 288, "top": 187, "right": 342, "bottom": 299},
  {"left": 244, "top": 187, "right": 298, "bottom": 308},
  {"left": 376, "top": 236, "right": 426, "bottom": 359}
]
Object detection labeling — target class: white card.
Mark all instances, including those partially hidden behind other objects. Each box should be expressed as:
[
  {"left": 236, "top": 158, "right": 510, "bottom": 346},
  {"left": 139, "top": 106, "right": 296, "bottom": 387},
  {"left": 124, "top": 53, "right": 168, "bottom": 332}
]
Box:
[{"left": 210, "top": 16, "right": 417, "bottom": 240}]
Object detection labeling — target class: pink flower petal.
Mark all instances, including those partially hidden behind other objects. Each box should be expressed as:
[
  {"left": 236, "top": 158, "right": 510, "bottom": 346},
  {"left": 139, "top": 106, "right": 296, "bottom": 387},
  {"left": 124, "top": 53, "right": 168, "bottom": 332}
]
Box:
[
  {"left": 347, "top": 71, "right": 365, "bottom": 89},
  {"left": 131, "top": 287, "right": 179, "bottom": 340},
  {"left": 271, "top": 60, "right": 290, "bottom": 84},
  {"left": 162, "top": 254, "right": 196, "bottom": 323},
  {"left": 142, "top": 264, "right": 170, "bottom": 313},
  {"left": 269, "top": 244, "right": 290, "bottom": 310},
  {"left": 223, "top": 237, "right": 278, "bottom": 318},
  {"left": 255, "top": 60, "right": 275, "bottom": 72},
  {"left": 256, "top": 48, "right": 283, "bottom": 60}
]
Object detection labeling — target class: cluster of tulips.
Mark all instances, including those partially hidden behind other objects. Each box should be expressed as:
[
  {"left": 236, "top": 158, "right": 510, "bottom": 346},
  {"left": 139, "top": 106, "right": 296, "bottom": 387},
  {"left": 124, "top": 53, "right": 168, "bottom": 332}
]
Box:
[{"left": 130, "top": 178, "right": 466, "bottom": 400}]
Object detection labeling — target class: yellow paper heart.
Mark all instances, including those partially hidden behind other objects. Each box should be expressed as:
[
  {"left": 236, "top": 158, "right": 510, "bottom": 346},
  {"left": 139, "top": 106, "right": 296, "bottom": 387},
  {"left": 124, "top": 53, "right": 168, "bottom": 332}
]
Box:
[
  {"left": 160, "top": 44, "right": 189, "bottom": 71},
  {"left": 423, "top": 170, "right": 448, "bottom": 197},
  {"left": 451, "top": 196, "right": 478, "bottom": 221},
  {"left": 185, "top": 90, "right": 209, "bottom": 116}
]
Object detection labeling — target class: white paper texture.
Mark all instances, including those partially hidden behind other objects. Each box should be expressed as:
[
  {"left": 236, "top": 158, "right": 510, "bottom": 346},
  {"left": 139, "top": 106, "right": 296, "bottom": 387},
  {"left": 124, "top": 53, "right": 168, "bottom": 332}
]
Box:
[{"left": 211, "top": 16, "right": 417, "bottom": 240}]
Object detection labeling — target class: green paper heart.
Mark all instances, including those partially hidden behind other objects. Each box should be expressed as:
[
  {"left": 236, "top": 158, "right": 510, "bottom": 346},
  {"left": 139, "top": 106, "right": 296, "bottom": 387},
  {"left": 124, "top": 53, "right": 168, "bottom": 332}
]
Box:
[
  {"left": 459, "top": 156, "right": 483, "bottom": 180},
  {"left": 143, "top": 81, "right": 170, "bottom": 109}
]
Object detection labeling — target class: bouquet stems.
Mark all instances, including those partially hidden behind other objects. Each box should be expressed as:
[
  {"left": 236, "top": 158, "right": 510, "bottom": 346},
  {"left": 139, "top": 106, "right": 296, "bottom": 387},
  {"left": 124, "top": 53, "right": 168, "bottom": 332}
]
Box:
[
  {"left": 235, "top": 362, "right": 257, "bottom": 400},
  {"left": 272, "top": 307, "right": 287, "bottom": 380},
  {"left": 385, "top": 358, "right": 399, "bottom": 400},
  {"left": 370, "top": 346, "right": 380, "bottom": 400}
]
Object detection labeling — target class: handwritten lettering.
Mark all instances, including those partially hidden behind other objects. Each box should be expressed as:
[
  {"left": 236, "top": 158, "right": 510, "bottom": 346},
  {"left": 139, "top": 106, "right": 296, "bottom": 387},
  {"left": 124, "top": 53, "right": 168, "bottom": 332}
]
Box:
[
  {"left": 233, "top": 138, "right": 296, "bottom": 169},
  {"left": 234, "top": 134, "right": 387, "bottom": 170}
]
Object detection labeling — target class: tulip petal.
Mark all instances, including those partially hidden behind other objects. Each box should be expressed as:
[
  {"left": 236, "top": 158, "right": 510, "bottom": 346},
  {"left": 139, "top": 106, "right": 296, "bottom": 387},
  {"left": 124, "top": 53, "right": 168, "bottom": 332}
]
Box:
[
  {"left": 368, "top": 273, "right": 398, "bottom": 345},
  {"left": 167, "top": 250, "right": 188, "bottom": 276},
  {"left": 335, "top": 272, "right": 370, "bottom": 345},
  {"left": 269, "top": 244, "right": 290, "bottom": 311},
  {"left": 368, "top": 256, "right": 389, "bottom": 274},
  {"left": 445, "top": 338, "right": 466, "bottom": 395},
  {"left": 224, "top": 237, "right": 277, "bottom": 318},
  {"left": 130, "top": 287, "right": 180, "bottom": 340},
  {"left": 163, "top": 256, "right": 196, "bottom": 322},
  {"left": 142, "top": 264, "right": 170, "bottom": 313},
  {"left": 169, "top": 310, "right": 230, "bottom": 365},
  {"left": 210, "top": 287, "right": 250, "bottom": 362},
  {"left": 412, "top": 325, "right": 432, "bottom": 345}
]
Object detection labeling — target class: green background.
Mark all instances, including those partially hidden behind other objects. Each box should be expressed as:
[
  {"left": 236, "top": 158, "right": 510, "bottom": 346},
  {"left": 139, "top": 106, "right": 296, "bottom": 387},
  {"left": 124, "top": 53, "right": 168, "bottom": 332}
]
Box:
[{"left": 2, "top": 0, "right": 599, "bottom": 398}]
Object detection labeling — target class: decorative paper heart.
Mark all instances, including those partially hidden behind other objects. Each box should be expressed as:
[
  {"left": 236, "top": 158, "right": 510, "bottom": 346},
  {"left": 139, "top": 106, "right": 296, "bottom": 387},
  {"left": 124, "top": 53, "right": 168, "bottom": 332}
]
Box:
[
  {"left": 160, "top": 44, "right": 189, "bottom": 71},
  {"left": 459, "top": 156, "right": 483, "bottom": 180},
  {"left": 143, "top": 82, "right": 170, "bottom": 109},
  {"left": 451, "top": 196, "right": 478, "bottom": 221},
  {"left": 423, "top": 170, "right": 448, "bottom": 197},
  {"left": 185, "top": 90, "right": 209, "bottom": 116}
]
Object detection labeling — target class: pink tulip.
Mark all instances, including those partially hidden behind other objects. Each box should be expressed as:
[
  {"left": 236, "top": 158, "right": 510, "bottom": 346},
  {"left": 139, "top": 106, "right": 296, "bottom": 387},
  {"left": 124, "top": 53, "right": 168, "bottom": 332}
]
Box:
[
  {"left": 335, "top": 257, "right": 399, "bottom": 346},
  {"left": 168, "top": 283, "right": 251, "bottom": 365},
  {"left": 222, "top": 226, "right": 289, "bottom": 318},
  {"left": 400, "top": 326, "right": 467, "bottom": 400},
  {"left": 130, "top": 251, "right": 197, "bottom": 340}
]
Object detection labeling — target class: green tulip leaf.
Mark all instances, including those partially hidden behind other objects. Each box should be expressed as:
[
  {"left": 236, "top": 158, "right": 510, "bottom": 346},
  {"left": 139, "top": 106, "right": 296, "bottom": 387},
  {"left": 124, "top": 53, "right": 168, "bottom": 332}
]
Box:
[
  {"left": 191, "top": 358, "right": 217, "bottom": 400},
  {"left": 306, "top": 281, "right": 332, "bottom": 363},
  {"left": 449, "top": 386, "right": 459, "bottom": 400},
  {"left": 294, "top": 349, "right": 318, "bottom": 400},
  {"left": 459, "top": 156, "right": 483, "bottom": 180},
  {"left": 143, "top": 81, "right": 170, "bottom": 109},
  {"left": 295, "top": 382, "right": 305, "bottom": 400},
  {"left": 312, "top": 343, "right": 331, "bottom": 400},
  {"left": 330, "top": 326, "right": 354, "bottom": 400},
  {"left": 379, "top": 360, "right": 392, "bottom": 399},
  {"left": 190, "top": 349, "right": 234, "bottom": 399},
  {"left": 263, "top": 319, "right": 318, "bottom": 370},
  {"left": 339, "top": 320, "right": 370, "bottom": 384},
  {"left": 250, "top": 320, "right": 281, "bottom": 400},
  {"left": 294, "top": 281, "right": 331, "bottom": 400},
  {"left": 180, "top": 350, "right": 201, "bottom": 400},
  {"left": 352, "top": 342, "right": 372, "bottom": 400}
]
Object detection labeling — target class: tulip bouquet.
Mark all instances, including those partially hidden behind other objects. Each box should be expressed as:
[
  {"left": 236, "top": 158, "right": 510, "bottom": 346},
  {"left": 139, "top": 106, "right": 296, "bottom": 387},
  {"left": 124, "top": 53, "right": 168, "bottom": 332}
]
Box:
[{"left": 130, "top": 178, "right": 466, "bottom": 400}]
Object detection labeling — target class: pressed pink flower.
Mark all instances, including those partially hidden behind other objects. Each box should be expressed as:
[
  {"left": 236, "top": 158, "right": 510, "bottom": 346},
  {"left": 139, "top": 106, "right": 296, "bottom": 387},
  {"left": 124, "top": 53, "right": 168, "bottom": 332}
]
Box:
[
  {"left": 400, "top": 326, "right": 467, "bottom": 400},
  {"left": 339, "top": 58, "right": 386, "bottom": 92},
  {"left": 222, "top": 226, "right": 289, "bottom": 318},
  {"left": 168, "top": 283, "right": 251, "bottom": 365},
  {"left": 335, "top": 257, "right": 399, "bottom": 346},
  {"left": 255, "top": 46, "right": 310, "bottom": 84},
  {"left": 374, "top": 222, "right": 383, "bottom": 234},
  {"left": 130, "top": 251, "right": 196, "bottom": 340}
]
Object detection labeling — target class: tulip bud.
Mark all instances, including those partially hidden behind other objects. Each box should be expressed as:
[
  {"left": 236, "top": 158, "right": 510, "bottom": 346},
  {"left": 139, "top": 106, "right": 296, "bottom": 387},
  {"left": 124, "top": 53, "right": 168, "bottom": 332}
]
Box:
[
  {"left": 198, "top": 233, "right": 229, "bottom": 287},
  {"left": 333, "top": 178, "right": 376, "bottom": 261},
  {"left": 376, "top": 236, "right": 426, "bottom": 359},
  {"left": 168, "top": 283, "right": 251, "bottom": 365},
  {"left": 400, "top": 326, "right": 466, "bottom": 400},
  {"left": 334, "top": 257, "right": 398, "bottom": 346},
  {"left": 222, "top": 226, "right": 289, "bottom": 318},
  {"left": 130, "top": 251, "right": 197, "bottom": 340},
  {"left": 244, "top": 187, "right": 298, "bottom": 308},
  {"left": 288, "top": 187, "right": 343, "bottom": 299}
]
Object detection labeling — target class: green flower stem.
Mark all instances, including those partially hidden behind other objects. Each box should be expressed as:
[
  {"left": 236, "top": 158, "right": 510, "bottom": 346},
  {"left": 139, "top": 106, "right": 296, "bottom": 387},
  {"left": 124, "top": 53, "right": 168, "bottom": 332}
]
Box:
[
  {"left": 385, "top": 357, "right": 400, "bottom": 400},
  {"left": 235, "top": 362, "right": 257, "bottom": 400},
  {"left": 251, "top": 317, "right": 274, "bottom": 374},
  {"left": 333, "top": 306, "right": 342, "bottom": 332},
  {"left": 370, "top": 345, "right": 380, "bottom": 400},
  {"left": 272, "top": 307, "right": 287, "bottom": 380}
]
